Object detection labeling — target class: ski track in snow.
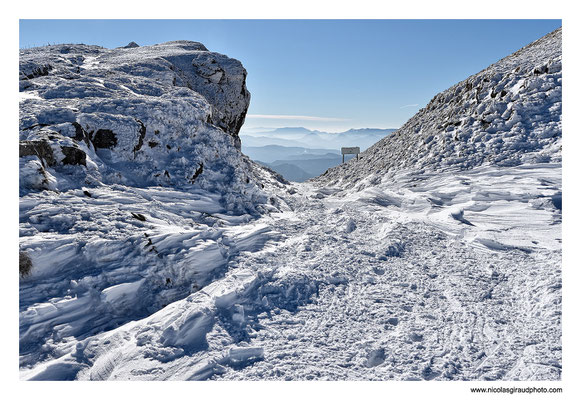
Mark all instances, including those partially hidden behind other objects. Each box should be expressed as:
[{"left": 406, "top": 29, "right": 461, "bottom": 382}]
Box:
[{"left": 19, "top": 163, "right": 561, "bottom": 381}]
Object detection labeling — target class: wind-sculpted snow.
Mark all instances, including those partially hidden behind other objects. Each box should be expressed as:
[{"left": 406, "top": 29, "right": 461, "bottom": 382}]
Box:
[
  {"left": 19, "top": 40, "right": 289, "bottom": 373},
  {"left": 20, "top": 163, "right": 561, "bottom": 380},
  {"left": 19, "top": 177, "right": 288, "bottom": 367},
  {"left": 316, "top": 28, "right": 561, "bottom": 188}
]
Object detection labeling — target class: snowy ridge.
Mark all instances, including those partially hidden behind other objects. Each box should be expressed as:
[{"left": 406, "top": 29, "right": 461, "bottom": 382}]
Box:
[{"left": 316, "top": 28, "right": 561, "bottom": 188}]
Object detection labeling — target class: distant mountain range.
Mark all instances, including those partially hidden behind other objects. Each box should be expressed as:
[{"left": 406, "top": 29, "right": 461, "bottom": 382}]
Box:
[
  {"left": 240, "top": 127, "right": 396, "bottom": 151},
  {"left": 240, "top": 127, "right": 395, "bottom": 182},
  {"left": 242, "top": 145, "right": 339, "bottom": 164},
  {"left": 241, "top": 127, "right": 395, "bottom": 181}
]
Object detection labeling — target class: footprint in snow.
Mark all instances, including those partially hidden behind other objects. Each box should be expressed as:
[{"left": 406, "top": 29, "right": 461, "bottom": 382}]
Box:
[{"left": 366, "top": 348, "right": 386, "bottom": 367}]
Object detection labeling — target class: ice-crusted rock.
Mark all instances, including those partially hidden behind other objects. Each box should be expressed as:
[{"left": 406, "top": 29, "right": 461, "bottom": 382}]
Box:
[
  {"left": 19, "top": 41, "right": 266, "bottom": 213},
  {"left": 19, "top": 41, "right": 250, "bottom": 139},
  {"left": 18, "top": 41, "right": 289, "bottom": 374},
  {"left": 316, "top": 28, "right": 562, "bottom": 188},
  {"left": 120, "top": 41, "right": 139, "bottom": 49}
]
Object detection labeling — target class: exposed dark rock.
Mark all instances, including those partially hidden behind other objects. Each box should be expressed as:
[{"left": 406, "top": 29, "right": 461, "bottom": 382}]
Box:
[
  {"left": 21, "top": 64, "right": 52, "bottom": 80},
  {"left": 19, "top": 251, "right": 33, "bottom": 277},
  {"left": 71, "top": 122, "right": 91, "bottom": 146},
  {"left": 61, "top": 146, "right": 87, "bottom": 166},
  {"left": 133, "top": 119, "right": 147, "bottom": 154},
  {"left": 91, "top": 129, "right": 117, "bottom": 149},
  {"left": 190, "top": 163, "right": 204, "bottom": 183},
  {"left": 131, "top": 212, "right": 147, "bottom": 222},
  {"left": 21, "top": 123, "right": 49, "bottom": 131},
  {"left": 534, "top": 65, "right": 549, "bottom": 75},
  {"left": 122, "top": 42, "right": 140, "bottom": 49},
  {"left": 20, "top": 141, "right": 56, "bottom": 166}
]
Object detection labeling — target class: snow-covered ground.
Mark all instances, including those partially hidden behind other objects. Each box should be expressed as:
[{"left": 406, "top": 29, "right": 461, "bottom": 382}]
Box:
[
  {"left": 20, "top": 162, "right": 561, "bottom": 380},
  {"left": 19, "top": 178, "right": 283, "bottom": 372}
]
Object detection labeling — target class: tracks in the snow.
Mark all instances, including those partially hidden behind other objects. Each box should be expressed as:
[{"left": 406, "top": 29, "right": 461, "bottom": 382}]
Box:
[
  {"left": 20, "top": 165, "right": 561, "bottom": 381},
  {"left": 214, "top": 181, "right": 561, "bottom": 380}
]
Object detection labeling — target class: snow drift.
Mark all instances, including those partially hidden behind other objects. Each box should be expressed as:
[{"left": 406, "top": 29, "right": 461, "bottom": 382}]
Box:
[{"left": 19, "top": 41, "right": 287, "bottom": 374}]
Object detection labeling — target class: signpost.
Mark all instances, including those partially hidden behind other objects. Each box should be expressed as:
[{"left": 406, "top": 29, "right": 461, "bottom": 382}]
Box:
[{"left": 341, "top": 147, "right": 360, "bottom": 163}]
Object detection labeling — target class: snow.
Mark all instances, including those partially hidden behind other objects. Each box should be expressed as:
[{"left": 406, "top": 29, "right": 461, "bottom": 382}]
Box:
[
  {"left": 19, "top": 161, "right": 561, "bottom": 380},
  {"left": 101, "top": 280, "right": 143, "bottom": 304},
  {"left": 19, "top": 29, "right": 561, "bottom": 381}
]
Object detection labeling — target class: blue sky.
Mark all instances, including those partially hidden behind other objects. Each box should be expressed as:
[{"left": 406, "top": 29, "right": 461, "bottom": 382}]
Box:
[{"left": 20, "top": 19, "right": 561, "bottom": 132}]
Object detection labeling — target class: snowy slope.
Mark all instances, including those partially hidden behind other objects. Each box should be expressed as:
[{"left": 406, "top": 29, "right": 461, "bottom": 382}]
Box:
[
  {"left": 20, "top": 163, "right": 561, "bottom": 381},
  {"left": 317, "top": 28, "right": 561, "bottom": 188}
]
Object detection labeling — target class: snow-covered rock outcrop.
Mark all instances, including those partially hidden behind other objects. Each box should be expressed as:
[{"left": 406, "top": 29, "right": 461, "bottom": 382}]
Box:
[
  {"left": 19, "top": 41, "right": 262, "bottom": 213},
  {"left": 317, "top": 28, "right": 562, "bottom": 188},
  {"left": 19, "top": 41, "right": 288, "bottom": 374}
]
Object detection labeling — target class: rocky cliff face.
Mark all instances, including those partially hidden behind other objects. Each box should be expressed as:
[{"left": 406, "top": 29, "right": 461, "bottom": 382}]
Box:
[
  {"left": 316, "top": 28, "right": 562, "bottom": 188},
  {"left": 19, "top": 41, "right": 262, "bottom": 213}
]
